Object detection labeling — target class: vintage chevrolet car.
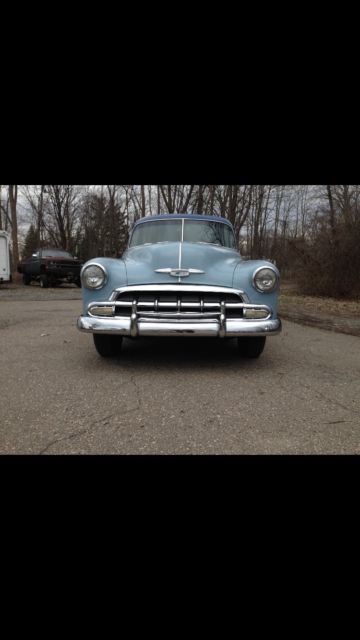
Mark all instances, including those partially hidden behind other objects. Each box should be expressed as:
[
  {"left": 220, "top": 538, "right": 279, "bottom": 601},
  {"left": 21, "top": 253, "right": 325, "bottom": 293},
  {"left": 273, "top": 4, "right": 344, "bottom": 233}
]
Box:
[{"left": 77, "top": 214, "right": 281, "bottom": 358}]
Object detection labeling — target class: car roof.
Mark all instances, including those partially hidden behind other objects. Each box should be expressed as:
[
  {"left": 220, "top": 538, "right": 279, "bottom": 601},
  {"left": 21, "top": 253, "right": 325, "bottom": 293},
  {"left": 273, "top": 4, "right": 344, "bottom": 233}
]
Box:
[{"left": 133, "top": 214, "right": 233, "bottom": 227}]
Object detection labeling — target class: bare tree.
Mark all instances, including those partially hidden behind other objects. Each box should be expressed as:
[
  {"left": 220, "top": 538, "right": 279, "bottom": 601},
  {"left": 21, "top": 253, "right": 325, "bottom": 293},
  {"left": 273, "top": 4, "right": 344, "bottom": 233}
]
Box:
[
  {"left": 0, "top": 185, "right": 11, "bottom": 232},
  {"left": 22, "top": 185, "right": 47, "bottom": 245},
  {"left": 180, "top": 185, "right": 195, "bottom": 213},
  {"left": 158, "top": 185, "right": 196, "bottom": 214},
  {"left": 42, "top": 185, "right": 81, "bottom": 251}
]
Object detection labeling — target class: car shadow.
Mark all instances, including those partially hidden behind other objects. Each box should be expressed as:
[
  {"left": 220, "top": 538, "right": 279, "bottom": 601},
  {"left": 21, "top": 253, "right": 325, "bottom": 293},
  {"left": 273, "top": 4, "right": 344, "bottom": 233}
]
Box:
[{"left": 100, "top": 337, "right": 278, "bottom": 372}]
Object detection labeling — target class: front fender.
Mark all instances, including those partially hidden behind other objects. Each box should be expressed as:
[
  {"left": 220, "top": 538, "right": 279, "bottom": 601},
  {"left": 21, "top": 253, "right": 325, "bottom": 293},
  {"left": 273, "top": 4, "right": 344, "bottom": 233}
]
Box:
[
  {"left": 81, "top": 258, "right": 127, "bottom": 314},
  {"left": 233, "top": 260, "right": 280, "bottom": 316}
]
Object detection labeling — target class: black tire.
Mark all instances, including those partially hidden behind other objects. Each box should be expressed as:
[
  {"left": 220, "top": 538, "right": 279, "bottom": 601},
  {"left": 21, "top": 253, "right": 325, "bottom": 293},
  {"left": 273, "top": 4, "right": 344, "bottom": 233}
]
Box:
[
  {"left": 75, "top": 278, "right": 82, "bottom": 288},
  {"left": 238, "top": 336, "right": 266, "bottom": 359},
  {"left": 23, "top": 274, "right": 31, "bottom": 286},
  {"left": 93, "top": 334, "right": 123, "bottom": 358},
  {"left": 39, "top": 274, "right": 49, "bottom": 288}
]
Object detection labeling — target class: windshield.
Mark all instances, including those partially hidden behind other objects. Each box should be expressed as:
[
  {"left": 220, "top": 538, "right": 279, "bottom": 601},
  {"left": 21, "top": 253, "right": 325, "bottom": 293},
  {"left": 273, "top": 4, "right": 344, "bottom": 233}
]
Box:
[
  {"left": 131, "top": 220, "right": 182, "bottom": 246},
  {"left": 130, "top": 219, "right": 236, "bottom": 249}
]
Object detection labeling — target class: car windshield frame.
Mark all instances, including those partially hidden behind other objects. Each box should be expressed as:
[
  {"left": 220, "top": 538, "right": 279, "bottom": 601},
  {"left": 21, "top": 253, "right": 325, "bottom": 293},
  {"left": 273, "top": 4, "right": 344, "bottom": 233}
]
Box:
[{"left": 129, "top": 218, "right": 236, "bottom": 249}]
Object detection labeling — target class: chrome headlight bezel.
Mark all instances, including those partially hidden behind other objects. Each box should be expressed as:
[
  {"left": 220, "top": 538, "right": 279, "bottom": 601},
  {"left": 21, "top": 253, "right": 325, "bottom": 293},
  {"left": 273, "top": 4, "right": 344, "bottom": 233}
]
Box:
[
  {"left": 81, "top": 263, "right": 108, "bottom": 290},
  {"left": 252, "top": 266, "right": 279, "bottom": 293}
]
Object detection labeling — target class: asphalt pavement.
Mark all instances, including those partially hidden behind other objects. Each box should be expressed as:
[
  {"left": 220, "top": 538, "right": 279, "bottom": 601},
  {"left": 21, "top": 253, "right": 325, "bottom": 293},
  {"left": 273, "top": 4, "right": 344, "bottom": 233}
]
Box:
[{"left": 1, "top": 286, "right": 359, "bottom": 454}]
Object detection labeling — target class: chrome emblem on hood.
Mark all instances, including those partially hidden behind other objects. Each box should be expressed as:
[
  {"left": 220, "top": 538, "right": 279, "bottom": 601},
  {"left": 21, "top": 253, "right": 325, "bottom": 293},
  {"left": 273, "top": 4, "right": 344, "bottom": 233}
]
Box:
[{"left": 155, "top": 268, "right": 205, "bottom": 278}]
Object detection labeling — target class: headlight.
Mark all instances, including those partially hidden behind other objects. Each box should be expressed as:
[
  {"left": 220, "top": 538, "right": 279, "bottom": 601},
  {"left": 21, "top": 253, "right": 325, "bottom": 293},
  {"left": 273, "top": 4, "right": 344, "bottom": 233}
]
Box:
[
  {"left": 81, "top": 264, "right": 107, "bottom": 289},
  {"left": 253, "top": 267, "right": 278, "bottom": 293}
]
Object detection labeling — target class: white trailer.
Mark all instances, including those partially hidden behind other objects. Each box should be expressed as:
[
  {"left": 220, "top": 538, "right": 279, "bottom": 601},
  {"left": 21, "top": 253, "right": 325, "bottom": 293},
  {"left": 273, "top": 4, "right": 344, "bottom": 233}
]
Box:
[{"left": 0, "top": 231, "right": 11, "bottom": 284}]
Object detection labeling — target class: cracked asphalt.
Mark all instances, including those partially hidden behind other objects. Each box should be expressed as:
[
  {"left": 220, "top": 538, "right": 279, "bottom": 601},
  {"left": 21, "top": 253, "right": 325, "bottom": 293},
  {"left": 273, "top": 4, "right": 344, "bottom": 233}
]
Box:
[{"left": 1, "top": 286, "right": 360, "bottom": 454}]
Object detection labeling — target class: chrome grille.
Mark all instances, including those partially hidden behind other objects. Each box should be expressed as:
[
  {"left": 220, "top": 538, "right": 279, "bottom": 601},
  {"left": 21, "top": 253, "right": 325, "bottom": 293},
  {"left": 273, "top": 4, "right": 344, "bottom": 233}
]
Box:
[{"left": 115, "top": 290, "right": 245, "bottom": 318}]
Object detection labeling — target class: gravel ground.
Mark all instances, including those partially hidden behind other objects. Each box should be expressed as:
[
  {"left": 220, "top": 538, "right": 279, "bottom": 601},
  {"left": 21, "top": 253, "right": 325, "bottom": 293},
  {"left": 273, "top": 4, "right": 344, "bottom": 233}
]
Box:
[
  {"left": 279, "top": 283, "right": 360, "bottom": 337},
  {"left": 1, "top": 286, "right": 359, "bottom": 454},
  {"left": 0, "top": 282, "right": 82, "bottom": 301}
]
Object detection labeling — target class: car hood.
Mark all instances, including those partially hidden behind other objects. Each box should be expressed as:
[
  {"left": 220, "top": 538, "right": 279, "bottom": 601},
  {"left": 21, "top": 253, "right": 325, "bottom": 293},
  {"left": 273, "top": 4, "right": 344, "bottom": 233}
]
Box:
[
  {"left": 122, "top": 242, "right": 241, "bottom": 287},
  {"left": 43, "top": 257, "right": 82, "bottom": 266}
]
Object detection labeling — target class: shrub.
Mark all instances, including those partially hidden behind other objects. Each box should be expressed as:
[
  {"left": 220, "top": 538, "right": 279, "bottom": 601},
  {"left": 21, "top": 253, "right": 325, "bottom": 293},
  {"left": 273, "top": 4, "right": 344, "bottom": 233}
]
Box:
[{"left": 292, "top": 221, "right": 360, "bottom": 299}]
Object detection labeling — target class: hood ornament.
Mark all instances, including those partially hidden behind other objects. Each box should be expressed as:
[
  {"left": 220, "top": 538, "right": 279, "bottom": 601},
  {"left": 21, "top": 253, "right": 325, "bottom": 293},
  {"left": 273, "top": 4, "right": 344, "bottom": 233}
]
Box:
[{"left": 155, "top": 268, "right": 205, "bottom": 278}]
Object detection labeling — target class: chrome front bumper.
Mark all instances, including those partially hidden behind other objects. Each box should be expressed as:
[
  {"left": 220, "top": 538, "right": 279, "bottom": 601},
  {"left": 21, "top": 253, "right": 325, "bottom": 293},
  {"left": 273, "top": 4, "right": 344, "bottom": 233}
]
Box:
[
  {"left": 77, "top": 314, "right": 281, "bottom": 337},
  {"left": 78, "top": 285, "right": 281, "bottom": 338}
]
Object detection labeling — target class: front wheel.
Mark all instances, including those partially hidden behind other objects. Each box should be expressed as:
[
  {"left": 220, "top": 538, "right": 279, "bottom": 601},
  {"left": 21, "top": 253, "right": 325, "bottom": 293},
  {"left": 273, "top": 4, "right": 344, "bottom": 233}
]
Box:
[
  {"left": 39, "top": 274, "right": 49, "bottom": 288},
  {"left": 93, "top": 334, "right": 123, "bottom": 358},
  {"left": 238, "top": 336, "right": 266, "bottom": 359}
]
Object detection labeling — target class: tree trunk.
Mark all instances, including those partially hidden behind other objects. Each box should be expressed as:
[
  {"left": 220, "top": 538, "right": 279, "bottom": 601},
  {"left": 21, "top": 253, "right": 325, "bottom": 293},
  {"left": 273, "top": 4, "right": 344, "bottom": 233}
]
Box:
[
  {"left": 9, "top": 185, "right": 19, "bottom": 271},
  {"left": 148, "top": 185, "right": 152, "bottom": 216},
  {"left": 140, "top": 185, "right": 146, "bottom": 218},
  {"left": 197, "top": 185, "right": 204, "bottom": 214},
  {"left": 326, "top": 185, "right": 337, "bottom": 242},
  {"left": 181, "top": 186, "right": 195, "bottom": 213},
  {"left": 37, "top": 185, "right": 45, "bottom": 246}
]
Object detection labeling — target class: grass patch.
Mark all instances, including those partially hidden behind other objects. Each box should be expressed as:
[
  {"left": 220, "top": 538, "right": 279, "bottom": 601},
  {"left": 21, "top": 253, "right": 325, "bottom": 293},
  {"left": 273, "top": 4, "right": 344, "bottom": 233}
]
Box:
[{"left": 279, "top": 284, "right": 360, "bottom": 317}]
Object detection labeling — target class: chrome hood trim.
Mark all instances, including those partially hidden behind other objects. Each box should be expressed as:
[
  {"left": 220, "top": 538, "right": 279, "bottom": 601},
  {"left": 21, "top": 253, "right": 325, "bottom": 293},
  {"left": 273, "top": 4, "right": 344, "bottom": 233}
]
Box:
[{"left": 155, "top": 268, "right": 205, "bottom": 277}]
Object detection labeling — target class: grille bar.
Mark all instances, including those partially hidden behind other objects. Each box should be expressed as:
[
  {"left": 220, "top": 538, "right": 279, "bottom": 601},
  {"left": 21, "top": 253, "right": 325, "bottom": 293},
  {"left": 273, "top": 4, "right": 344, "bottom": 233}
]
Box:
[
  {"left": 136, "top": 310, "right": 222, "bottom": 318},
  {"left": 114, "top": 300, "right": 244, "bottom": 310}
]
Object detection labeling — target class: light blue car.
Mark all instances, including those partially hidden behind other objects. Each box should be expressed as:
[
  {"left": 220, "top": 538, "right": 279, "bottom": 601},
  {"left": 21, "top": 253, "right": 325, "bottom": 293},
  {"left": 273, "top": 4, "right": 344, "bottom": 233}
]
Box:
[{"left": 77, "top": 214, "right": 281, "bottom": 358}]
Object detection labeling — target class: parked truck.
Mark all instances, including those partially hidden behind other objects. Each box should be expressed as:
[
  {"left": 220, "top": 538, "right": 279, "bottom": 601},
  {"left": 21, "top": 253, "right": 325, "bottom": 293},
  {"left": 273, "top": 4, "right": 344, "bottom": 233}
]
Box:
[
  {"left": 17, "top": 248, "right": 83, "bottom": 288},
  {"left": 0, "top": 231, "right": 11, "bottom": 284}
]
